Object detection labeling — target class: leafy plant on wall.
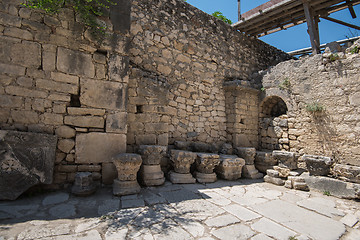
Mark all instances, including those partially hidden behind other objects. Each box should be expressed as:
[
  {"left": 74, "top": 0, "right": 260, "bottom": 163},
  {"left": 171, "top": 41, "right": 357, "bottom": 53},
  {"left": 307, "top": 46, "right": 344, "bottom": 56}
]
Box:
[{"left": 23, "top": 0, "right": 116, "bottom": 41}]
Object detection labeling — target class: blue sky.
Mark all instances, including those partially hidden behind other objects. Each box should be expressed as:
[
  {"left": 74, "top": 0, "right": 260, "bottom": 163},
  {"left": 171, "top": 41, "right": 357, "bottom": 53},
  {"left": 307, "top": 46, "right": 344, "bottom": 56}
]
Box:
[{"left": 186, "top": 0, "right": 360, "bottom": 52}]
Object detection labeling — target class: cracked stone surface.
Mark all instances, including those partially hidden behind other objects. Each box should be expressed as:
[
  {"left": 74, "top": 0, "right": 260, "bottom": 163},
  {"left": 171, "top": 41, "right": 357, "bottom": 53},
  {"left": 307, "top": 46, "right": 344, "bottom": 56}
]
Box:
[{"left": 1, "top": 179, "right": 360, "bottom": 240}]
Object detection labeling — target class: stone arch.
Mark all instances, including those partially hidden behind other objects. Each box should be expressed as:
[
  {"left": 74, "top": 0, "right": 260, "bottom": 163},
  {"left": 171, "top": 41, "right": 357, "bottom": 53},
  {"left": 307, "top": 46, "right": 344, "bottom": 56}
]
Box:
[
  {"left": 259, "top": 96, "right": 289, "bottom": 151},
  {"left": 260, "top": 96, "right": 288, "bottom": 118}
]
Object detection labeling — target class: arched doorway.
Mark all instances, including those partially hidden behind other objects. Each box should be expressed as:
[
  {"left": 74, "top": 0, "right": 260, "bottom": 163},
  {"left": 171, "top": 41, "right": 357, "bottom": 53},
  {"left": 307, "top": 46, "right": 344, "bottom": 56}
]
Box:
[{"left": 259, "top": 96, "right": 289, "bottom": 150}]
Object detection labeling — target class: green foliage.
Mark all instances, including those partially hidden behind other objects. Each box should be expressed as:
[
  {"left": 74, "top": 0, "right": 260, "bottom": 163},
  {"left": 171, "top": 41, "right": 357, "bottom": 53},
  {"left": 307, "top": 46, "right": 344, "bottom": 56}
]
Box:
[
  {"left": 23, "top": 0, "right": 116, "bottom": 41},
  {"left": 261, "top": 87, "right": 265, "bottom": 92},
  {"left": 323, "top": 191, "right": 331, "bottom": 196},
  {"left": 279, "top": 78, "right": 290, "bottom": 90},
  {"left": 305, "top": 101, "right": 325, "bottom": 113},
  {"left": 288, "top": 237, "right": 298, "bottom": 240},
  {"left": 351, "top": 46, "right": 359, "bottom": 54},
  {"left": 212, "top": 11, "right": 232, "bottom": 24},
  {"left": 329, "top": 53, "right": 339, "bottom": 62}
]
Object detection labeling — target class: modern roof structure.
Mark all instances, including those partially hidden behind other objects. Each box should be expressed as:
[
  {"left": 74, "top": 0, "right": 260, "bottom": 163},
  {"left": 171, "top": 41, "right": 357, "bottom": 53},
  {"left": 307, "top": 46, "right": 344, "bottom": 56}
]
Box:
[{"left": 232, "top": 0, "right": 360, "bottom": 54}]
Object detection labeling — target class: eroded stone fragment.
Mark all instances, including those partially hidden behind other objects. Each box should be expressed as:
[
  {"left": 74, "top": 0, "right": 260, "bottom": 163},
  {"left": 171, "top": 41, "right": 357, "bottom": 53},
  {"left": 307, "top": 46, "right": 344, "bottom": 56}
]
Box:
[
  {"left": 303, "top": 154, "right": 334, "bottom": 176},
  {"left": 196, "top": 153, "right": 220, "bottom": 174},
  {"left": 0, "top": 130, "right": 57, "bottom": 200},
  {"left": 272, "top": 151, "right": 297, "bottom": 170},
  {"left": 242, "top": 165, "right": 264, "bottom": 179},
  {"left": 332, "top": 164, "right": 360, "bottom": 183},
  {"left": 194, "top": 171, "right": 217, "bottom": 183},
  {"left": 71, "top": 172, "right": 97, "bottom": 196},
  {"left": 236, "top": 147, "right": 256, "bottom": 165},
  {"left": 264, "top": 175, "right": 285, "bottom": 186},
  {"left": 255, "top": 151, "right": 277, "bottom": 173},
  {"left": 139, "top": 165, "right": 165, "bottom": 186},
  {"left": 216, "top": 155, "right": 245, "bottom": 180}
]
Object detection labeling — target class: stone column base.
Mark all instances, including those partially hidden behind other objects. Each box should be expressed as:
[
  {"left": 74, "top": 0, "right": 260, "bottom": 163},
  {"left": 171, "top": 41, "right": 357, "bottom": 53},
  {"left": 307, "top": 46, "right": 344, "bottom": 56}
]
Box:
[
  {"left": 113, "top": 179, "right": 141, "bottom": 196},
  {"left": 242, "top": 165, "right": 264, "bottom": 179},
  {"left": 139, "top": 165, "right": 165, "bottom": 186},
  {"left": 169, "top": 171, "right": 196, "bottom": 184},
  {"left": 194, "top": 171, "right": 217, "bottom": 183},
  {"left": 71, "top": 172, "right": 97, "bottom": 197}
]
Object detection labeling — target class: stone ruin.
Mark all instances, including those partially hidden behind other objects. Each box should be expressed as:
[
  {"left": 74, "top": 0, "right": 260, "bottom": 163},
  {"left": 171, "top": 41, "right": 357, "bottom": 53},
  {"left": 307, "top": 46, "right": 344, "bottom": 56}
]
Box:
[{"left": 0, "top": 0, "right": 360, "bottom": 199}]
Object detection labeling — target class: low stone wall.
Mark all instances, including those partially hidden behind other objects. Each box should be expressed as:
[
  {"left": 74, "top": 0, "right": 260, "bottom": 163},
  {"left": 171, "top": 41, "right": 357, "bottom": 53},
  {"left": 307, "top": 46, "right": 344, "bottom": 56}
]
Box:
[{"left": 259, "top": 51, "right": 360, "bottom": 166}]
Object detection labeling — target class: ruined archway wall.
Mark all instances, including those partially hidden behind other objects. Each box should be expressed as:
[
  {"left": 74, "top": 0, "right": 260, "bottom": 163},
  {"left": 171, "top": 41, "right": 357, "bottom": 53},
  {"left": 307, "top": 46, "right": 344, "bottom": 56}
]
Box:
[
  {"left": 127, "top": 0, "right": 291, "bottom": 149},
  {"left": 259, "top": 55, "right": 360, "bottom": 166}
]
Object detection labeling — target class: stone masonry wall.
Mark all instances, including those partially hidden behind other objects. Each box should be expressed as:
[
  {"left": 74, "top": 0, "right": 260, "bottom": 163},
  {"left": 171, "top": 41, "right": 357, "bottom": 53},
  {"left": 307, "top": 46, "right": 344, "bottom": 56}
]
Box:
[
  {"left": 127, "top": 0, "right": 290, "bottom": 150},
  {"left": 259, "top": 53, "right": 360, "bottom": 166},
  {"left": 0, "top": 0, "right": 131, "bottom": 186}
]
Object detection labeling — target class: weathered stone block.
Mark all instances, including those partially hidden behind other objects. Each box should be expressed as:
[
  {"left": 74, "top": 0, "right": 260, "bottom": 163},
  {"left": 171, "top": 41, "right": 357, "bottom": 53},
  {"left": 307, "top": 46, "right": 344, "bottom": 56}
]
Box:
[
  {"left": 263, "top": 175, "right": 285, "bottom": 186},
  {"left": 242, "top": 165, "right": 264, "bottom": 179},
  {"left": 75, "top": 133, "right": 126, "bottom": 164},
  {"left": 57, "top": 139, "right": 75, "bottom": 153},
  {"left": 273, "top": 166, "right": 291, "bottom": 178},
  {"left": 57, "top": 47, "right": 95, "bottom": 77},
  {"left": 333, "top": 164, "right": 360, "bottom": 183},
  {"left": 108, "top": 54, "right": 128, "bottom": 82},
  {"left": 272, "top": 151, "right": 297, "bottom": 170},
  {"left": 0, "top": 130, "right": 57, "bottom": 200},
  {"left": 174, "top": 141, "right": 191, "bottom": 150},
  {"left": 216, "top": 155, "right": 246, "bottom": 180},
  {"left": 55, "top": 126, "right": 76, "bottom": 139},
  {"left": 236, "top": 147, "right": 256, "bottom": 165},
  {"left": 64, "top": 115, "right": 104, "bottom": 128},
  {"left": 194, "top": 171, "right": 217, "bottom": 183},
  {"left": 36, "top": 79, "right": 78, "bottom": 94},
  {"left": 139, "top": 164, "right": 165, "bottom": 186},
  {"left": 136, "top": 134, "right": 157, "bottom": 145},
  {"left": 11, "top": 110, "right": 39, "bottom": 124},
  {"left": 196, "top": 153, "right": 220, "bottom": 174},
  {"left": 168, "top": 171, "right": 196, "bottom": 184},
  {"left": 67, "top": 107, "right": 105, "bottom": 116},
  {"left": 106, "top": 112, "right": 127, "bottom": 133},
  {"left": 11, "top": 41, "right": 41, "bottom": 68},
  {"left": 71, "top": 172, "right": 96, "bottom": 196},
  {"left": 303, "top": 154, "right": 334, "bottom": 176},
  {"left": 113, "top": 179, "right": 140, "bottom": 196},
  {"left": 170, "top": 150, "right": 197, "bottom": 174},
  {"left": 267, "top": 169, "right": 280, "bottom": 178},
  {"left": 255, "top": 151, "right": 277, "bottom": 173},
  {"left": 138, "top": 145, "right": 167, "bottom": 165},
  {"left": 293, "top": 182, "right": 309, "bottom": 191},
  {"left": 80, "top": 79, "right": 126, "bottom": 110}
]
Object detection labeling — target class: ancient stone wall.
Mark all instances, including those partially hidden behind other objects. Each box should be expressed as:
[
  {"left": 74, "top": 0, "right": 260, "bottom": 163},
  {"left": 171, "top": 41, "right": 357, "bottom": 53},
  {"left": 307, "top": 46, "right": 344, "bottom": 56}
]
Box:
[
  {"left": 0, "top": 0, "right": 131, "bottom": 186},
  {"left": 127, "top": 0, "right": 290, "bottom": 151},
  {"left": 259, "top": 53, "right": 360, "bottom": 166}
]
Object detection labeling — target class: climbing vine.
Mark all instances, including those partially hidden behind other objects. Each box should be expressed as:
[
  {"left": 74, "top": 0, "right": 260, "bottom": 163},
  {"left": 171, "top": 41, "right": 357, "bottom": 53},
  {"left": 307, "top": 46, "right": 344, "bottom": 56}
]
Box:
[{"left": 23, "top": 0, "right": 116, "bottom": 41}]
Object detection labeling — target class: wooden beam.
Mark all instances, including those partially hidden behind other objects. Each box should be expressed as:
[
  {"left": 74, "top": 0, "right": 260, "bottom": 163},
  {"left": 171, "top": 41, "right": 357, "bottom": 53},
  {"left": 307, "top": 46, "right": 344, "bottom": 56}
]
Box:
[
  {"left": 322, "top": 16, "right": 360, "bottom": 30},
  {"left": 303, "top": 0, "right": 320, "bottom": 54},
  {"left": 238, "top": 0, "right": 241, "bottom": 21},
  {"left": 347, "top": 0, "right": 357, "bottom": 18}
]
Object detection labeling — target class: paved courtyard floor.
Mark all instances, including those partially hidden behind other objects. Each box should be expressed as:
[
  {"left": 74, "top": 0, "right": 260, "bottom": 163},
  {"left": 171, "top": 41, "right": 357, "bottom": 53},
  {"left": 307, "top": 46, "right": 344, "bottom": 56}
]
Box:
[{"left": 1, "top": 179, "right": 360, "bottom": 240}]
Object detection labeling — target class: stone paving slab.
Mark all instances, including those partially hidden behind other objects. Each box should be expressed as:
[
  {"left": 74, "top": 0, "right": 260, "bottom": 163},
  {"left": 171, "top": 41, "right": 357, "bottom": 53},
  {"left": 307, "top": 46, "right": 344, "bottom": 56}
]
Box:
[{"left": 1, "top": 180, "right": 360, "bottom": 240}]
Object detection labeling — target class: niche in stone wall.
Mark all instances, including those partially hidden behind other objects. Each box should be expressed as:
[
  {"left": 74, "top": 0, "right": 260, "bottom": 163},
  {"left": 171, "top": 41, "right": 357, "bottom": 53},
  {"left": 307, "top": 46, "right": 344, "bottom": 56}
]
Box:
[{"left": 259, "top": 96, "right": 289, "bottom": 150}]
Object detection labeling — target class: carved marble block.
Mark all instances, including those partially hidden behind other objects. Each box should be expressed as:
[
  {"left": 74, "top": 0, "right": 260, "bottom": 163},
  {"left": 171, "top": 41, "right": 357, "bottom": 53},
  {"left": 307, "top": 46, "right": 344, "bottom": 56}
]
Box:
[
  {"left": 216, "top": 155, "right": 245, "bottom": 180},
  {"left": 138, "top": 145, "right": 167, "bottom": 165},
  {"left": 138, "top": 145, "right": 166, "bottom": 186},
  {"left": 196, "top": 153, "right": 220, "bottom": 174},
  {"left": 0, "top": 130, "right": 57, "bottom": 200},
  {"left": 112, "top": 153, "right": 142, "bottom": 196},
  {"left": 170, "top": 150, "right": 197, "bottom": 174}
]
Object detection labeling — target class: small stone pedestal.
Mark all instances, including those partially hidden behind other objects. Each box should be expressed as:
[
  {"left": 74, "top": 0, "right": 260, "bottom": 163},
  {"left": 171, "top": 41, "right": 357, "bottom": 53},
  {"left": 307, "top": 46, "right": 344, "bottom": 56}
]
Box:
[
  {"left": 138, "top": 145, "right": 167, "bottom": 186},
  {"left": 216, "top": 155, "right": 245, "bottom": 180},
  {"left": 71, "top": 172, "right": 96, "bottom": 196},
  {"left": 112, "top": 153, "right": 142, "bottom": 196},
  {"left": 236, "top": 147, "right": 263, "bottom": 179},
  {"left": 169, "top": 150, "right": 197, "bottom": 184},
  {"left": 195, "top": 153, "right": 220, "bottom": 183}
]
